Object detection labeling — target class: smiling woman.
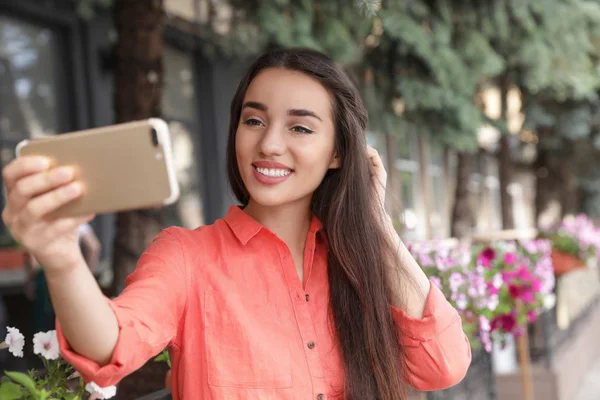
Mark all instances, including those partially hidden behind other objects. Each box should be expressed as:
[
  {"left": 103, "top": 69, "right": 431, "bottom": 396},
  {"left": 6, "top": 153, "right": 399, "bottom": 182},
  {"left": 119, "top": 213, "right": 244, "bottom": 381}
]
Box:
[
  {"left": 2, "top": 48, "right": 471, "bottom": 400},
  {"left": 234, "top": 68, "right": 339, "bottom": 209}
]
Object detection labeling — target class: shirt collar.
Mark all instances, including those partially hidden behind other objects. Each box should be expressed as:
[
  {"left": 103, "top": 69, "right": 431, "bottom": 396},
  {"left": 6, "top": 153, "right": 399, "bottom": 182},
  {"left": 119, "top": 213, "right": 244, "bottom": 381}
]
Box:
[{"left": 224, "top": 205, "right": 323, "bottom": 246}]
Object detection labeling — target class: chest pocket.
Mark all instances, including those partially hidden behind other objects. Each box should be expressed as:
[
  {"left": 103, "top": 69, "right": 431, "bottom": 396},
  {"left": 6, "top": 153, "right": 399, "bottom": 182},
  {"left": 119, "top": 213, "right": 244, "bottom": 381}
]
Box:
[{"left": 204, "top": 289, "right": 293, "bottom": 389}]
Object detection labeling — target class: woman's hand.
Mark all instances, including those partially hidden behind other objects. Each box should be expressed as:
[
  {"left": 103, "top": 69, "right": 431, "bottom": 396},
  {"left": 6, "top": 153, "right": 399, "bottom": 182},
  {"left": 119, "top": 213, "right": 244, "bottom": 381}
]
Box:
[
  {"left": 367, "top": 145, "right": 387, "bottom": 209},
  {"left": 1, "top": 156, "right": 93, "bottom": 276}
]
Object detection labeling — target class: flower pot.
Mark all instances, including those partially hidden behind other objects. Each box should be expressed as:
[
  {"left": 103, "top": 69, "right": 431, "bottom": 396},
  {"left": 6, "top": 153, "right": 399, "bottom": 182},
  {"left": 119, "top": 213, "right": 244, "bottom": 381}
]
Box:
[
  {"left": 551, "top": 249, "right": 585, "bottom": 276},
  {"left": 165, "top": 369, "right": 172, "bottom": 389},
  {"left": 0, "top": 248, "right": 27, "bottom": 269},
  {"left": 492, "top": 334, "right": 518, "bottom": 375}
]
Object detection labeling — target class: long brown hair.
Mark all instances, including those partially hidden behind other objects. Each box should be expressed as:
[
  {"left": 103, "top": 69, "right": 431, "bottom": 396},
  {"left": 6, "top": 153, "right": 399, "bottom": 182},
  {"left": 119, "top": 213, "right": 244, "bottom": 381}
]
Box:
[{"left": 226, "top": 48, "right": 408, "bottom": 400}]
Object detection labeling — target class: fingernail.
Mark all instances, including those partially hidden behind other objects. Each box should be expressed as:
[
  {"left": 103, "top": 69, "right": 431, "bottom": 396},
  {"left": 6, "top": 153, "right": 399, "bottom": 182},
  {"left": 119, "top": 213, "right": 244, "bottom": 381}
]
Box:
[
  {"left": 65, "top": 182, "right": 81, "bottom": 197},
  {"left": 37, "top": 158, "right": 50, "bottom": 169},
  {"left": 56, "top": 167, "right": 74, "bottom": 180}
]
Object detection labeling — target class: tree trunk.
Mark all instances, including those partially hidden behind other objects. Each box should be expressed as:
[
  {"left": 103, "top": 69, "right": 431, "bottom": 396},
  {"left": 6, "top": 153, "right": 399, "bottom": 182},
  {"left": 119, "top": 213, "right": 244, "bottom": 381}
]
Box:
[
  {"left": 559, "top": 155, "right": 579, "bottom": 216},
  {"left": 450, "top": 152, "right": 473, "bottom": 238},
  {"left": 534, "top": 145, "right": 551, "bottom": 225},
  {"left": 111, "top": 0, "right": 165, "bottom": 295},
  {"left": 498, "top": 82, "right": 514, "bottom": 229},
  {"left": 111, "top": 1, "right": 167, "bottom": 398}
]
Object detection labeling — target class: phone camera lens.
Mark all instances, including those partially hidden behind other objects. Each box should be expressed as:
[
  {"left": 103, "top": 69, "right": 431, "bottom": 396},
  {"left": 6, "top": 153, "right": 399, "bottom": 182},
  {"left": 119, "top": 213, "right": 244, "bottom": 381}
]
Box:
[{"left": 151, "top": 128, "right": 159, "bottom": 146}]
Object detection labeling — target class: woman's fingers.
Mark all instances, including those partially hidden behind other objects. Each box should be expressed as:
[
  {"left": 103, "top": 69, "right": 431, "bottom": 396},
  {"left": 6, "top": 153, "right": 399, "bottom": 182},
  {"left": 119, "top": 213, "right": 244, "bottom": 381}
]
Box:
[
  {"left": 10, "top": 166, "right": 76, "bottom": 208},
  {"left": 3, "top": 156, "right": 51, "bottom": 190},
  {"left": 21, "top": 181, "right": 84, "bottom": 222}
]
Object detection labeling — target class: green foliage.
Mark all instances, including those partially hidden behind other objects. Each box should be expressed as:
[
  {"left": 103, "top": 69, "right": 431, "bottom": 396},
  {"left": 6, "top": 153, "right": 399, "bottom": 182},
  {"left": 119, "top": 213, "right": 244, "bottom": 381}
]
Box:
[
  {"left": 0, "top": 380, "right": 25, "bottom": 400},
  {"left": 70, "top": 0, "right": 112, "bottom": 19},
  {"left": 548, "top": 234, "right": 581, "bottom": 257},
  {"left": 1, "top": 358, "right": 87, "bottom": 399},
  {"left": 362, "top": 1, "right": 505, "bottom": 150},
  {"left": 153, "top": 348, "right": 171, "bottom": 368}
]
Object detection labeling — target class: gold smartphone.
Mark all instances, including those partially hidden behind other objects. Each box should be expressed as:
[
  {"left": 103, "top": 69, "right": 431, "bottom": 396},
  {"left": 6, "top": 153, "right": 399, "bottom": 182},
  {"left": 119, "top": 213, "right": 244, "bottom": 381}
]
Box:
[{"left": 16, "top": 119, "right": 180, "bottom": 218}]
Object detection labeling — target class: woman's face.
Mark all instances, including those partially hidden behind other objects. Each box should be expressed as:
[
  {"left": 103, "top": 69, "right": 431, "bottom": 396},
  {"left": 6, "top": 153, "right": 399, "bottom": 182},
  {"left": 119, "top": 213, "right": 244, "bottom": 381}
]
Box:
[{"left": 236, "top": 68, "right": 339, "bottom": 208}]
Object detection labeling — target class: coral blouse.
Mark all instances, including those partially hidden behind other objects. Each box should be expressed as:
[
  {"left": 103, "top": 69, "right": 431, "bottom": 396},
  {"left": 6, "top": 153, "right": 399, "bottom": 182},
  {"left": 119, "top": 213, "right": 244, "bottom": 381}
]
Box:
[{"left": 57, "top": 206, "right": 471, "bottom": 399}]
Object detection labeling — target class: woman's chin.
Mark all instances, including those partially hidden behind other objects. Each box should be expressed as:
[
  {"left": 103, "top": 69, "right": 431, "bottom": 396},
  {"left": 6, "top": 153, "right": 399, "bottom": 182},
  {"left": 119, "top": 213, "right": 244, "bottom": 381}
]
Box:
[{"left": 246, "top": 192, "right": 291, "bottom": 208}]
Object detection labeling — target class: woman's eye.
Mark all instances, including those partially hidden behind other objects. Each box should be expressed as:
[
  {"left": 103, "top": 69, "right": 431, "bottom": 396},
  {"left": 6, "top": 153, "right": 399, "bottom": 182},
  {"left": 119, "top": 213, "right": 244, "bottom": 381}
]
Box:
[
  {"left": 243, "top": 118, "right": 264, "bottom": 126},
  {"left": 292, "top": 125, "right": 314, "bottom": 134}
]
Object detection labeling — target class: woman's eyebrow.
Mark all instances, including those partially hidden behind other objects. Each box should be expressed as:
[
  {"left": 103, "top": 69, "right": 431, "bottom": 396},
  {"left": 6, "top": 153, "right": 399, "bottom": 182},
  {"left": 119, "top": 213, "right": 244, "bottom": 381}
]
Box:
[{"left": 288, "top": 109, "right": 322, "bottom": 121}]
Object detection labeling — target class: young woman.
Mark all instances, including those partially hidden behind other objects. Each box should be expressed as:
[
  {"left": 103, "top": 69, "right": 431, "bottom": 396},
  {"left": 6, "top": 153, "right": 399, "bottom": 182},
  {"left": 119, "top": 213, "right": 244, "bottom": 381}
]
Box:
[{"left": 2, "top": 48, "right": 470, "bottom": 400}]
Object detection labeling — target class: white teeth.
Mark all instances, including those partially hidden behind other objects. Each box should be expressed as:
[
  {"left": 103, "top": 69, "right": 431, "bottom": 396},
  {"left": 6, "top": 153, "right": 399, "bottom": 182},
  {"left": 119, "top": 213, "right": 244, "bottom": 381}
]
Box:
[{"left": 256, "top": 167, "right": 291, "bottom": 177}]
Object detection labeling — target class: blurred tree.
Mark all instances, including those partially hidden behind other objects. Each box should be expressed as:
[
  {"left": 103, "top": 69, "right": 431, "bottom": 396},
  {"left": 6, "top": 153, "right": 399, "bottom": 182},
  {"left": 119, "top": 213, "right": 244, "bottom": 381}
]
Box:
[
  {"left": 110, "top": 1, "right": 169, "bottom": 398},
  {"left": 362, "top": 1, "right": 505, "bottom": 237},
  {"left": 504, "top": 1, "right": 600, "bottom": 223},
  {"left": 74, "top": 0, "right": 169, "bottom": 397}
]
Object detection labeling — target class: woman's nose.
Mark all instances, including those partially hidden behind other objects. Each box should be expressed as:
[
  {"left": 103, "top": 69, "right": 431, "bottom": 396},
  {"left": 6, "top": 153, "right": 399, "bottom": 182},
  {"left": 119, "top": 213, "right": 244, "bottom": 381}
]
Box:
[{"left": 257, "top": 125, "right": 286, "bottom": 156}]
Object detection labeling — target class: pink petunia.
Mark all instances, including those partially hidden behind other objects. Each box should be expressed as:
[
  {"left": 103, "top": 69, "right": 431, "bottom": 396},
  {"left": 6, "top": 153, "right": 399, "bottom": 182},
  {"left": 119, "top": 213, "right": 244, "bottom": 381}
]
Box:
[
  {"left": 478, "top": 247, "right": 496, "bottom": 267},
  {"left": 504, "top": 252, "right": 516, "bottom": 265}
]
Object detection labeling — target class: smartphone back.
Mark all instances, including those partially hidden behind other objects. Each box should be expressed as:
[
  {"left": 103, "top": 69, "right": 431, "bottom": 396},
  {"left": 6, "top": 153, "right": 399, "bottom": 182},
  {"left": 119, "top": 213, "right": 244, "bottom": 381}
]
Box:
[{"left": 17, "top": 119, "right": 179, "bottom": 218}]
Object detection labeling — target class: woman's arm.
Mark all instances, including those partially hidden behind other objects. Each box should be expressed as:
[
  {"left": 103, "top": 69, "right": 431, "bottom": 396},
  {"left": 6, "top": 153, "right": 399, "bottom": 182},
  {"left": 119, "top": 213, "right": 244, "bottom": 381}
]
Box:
[
  {"left": 56, "top": 228, "right": 188, "bottom": 387},
  {"left": 383, "top": 222, "right": 431, "bottom": 318},
  {"left": 47, "top": 255, "right": 119, "bottom": 365}
]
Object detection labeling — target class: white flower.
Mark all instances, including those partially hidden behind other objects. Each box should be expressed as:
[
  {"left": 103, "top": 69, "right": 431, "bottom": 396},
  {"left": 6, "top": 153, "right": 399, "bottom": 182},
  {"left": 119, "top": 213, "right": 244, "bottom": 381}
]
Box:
[
  {"left": 4, "top": 327, "right": 25, "bottom": 358},
  {"left": 86, "top": 382, "right": 117, "bottom": 399},
  {"left": 33, "top": 330, "right": 59, "bottom": 360}
]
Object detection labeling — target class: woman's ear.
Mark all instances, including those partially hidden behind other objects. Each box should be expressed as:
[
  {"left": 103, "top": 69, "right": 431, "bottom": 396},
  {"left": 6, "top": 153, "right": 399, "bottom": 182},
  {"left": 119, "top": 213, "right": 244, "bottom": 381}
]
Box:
[{"left": 328, "top": 154, "right": 340, "bottom": 169}]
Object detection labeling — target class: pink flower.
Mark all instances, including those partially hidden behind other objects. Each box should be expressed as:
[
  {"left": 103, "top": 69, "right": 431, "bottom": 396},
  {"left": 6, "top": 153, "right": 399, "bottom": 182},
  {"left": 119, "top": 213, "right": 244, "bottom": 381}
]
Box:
[
  {"left": 531, "top": 277, "right": 541, "bottom": 293},
  {"left": 86, "top": 382, "right": 117, "bottom": 399},
  {"left": 3, "top": 327, "right": 25, "bottom": 358},
  {"left": 33, "top": 330, "right": 59, "bottom": 360},
  {"left": 527, "top": 310, "right": 537, "bottom": 323},
  {"left": 491, "top": 313, "right": 516, "bottom": 333},
  {"left": 504, "top": 252, "right": 516, "bottom": 265},
  {"left": 486, "top": 282, "right": 499, "bottom": 295},
  {"left": 449, "top": 272, "right": 465, "bottom": 292},
  {"left": 478, "top": 247, "right": 496, "bottom": 267},
  {"left": 479, "top": 315, "right": 491, "bottom": 332},
  {"left": 508, "top": 284, "right": 520, "bottom": 299},
  {"left": 480, "top": 330, "right": 493, "bottom": 353},
  {"left": 520, "top": 289, "right": 535, "bottom": 304},
  {"left": 502, "top": 269, "right": 519, "bottom": 283}
]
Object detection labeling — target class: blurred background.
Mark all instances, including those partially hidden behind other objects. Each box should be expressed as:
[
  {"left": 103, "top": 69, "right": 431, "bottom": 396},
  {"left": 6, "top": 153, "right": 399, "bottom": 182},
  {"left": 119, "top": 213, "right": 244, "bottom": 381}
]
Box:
[{"left": 0, "top": 0, "right": 600, "bottom": 399}]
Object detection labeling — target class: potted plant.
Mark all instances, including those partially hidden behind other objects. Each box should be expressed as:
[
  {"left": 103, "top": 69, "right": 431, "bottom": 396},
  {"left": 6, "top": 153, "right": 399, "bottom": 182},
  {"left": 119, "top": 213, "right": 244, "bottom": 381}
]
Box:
[
  {"left": 540, "top": 214, "right": 600, "bottom": 275},
  {"left": 408, "top": 238, "right": 555, "bottom": 353},
  {"left": 0, "top": 327, "right": 117, "bottom": 399}
]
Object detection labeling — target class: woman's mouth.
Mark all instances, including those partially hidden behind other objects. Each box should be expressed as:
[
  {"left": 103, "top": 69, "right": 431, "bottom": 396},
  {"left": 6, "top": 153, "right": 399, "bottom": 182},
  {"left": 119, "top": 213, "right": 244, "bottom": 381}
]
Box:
[
  {"left": 252, "top": 163, "right": 293, "bottom": 185},
  {"left": 255, "top": 167, "right": 292, "bottom": 177}
]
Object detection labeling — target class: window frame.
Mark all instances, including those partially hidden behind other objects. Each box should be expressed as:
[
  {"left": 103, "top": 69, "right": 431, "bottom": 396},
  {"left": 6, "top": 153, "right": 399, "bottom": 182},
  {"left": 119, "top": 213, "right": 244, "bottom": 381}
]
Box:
[{"left": 0, "top": 1, "right": 90, "bottom": 234}]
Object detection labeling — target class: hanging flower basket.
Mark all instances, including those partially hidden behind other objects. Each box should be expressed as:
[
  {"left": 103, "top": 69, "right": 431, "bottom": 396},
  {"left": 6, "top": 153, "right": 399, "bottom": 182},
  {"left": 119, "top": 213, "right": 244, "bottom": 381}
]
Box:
[{"left": 551, "top": 248, "right": 585, "bottom": 276}]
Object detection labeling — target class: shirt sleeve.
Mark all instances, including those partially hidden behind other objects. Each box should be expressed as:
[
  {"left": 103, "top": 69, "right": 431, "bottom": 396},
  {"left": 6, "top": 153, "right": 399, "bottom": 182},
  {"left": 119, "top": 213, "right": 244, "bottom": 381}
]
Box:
[
  {"left": 391, "top": 280, "right": 472, "bottom": 391},
  {"left": 56, "top": 227, "right": 188, "bottom": 387}
]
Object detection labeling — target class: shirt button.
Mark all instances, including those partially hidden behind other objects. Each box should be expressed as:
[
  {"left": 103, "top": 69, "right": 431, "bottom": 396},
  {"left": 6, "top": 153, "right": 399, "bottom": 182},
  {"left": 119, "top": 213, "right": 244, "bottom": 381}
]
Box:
[
  {"left": 307, "top": 341, "right": 316, "bottom": 349},
  {"left": 317, "top": 394, "right": 324, "bottom": 400},
  {"left": 305, "top": 293, "right": 310, "bottom": 302}
]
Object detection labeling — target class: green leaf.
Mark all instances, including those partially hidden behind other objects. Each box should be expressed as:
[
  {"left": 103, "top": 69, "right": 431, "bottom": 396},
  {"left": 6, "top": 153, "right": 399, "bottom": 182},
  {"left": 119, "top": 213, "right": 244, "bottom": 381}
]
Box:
[
  {"left": 0, "top": 381, "right": 24, "bottom": 400},
  {"left": 64, "top": 393, "right": 79, "bottom": 400},
  {"left": 4, "top": 372, "right": 38, "bottom": 396}
]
